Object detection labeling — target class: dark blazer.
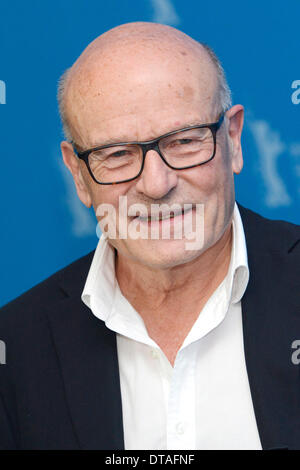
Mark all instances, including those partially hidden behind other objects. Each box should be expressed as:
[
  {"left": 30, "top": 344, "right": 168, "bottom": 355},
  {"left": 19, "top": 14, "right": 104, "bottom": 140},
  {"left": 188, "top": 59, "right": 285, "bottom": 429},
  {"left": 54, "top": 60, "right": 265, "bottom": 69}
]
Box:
[{"left": 0, "top": 203, "right": 300, "bottom": 450}]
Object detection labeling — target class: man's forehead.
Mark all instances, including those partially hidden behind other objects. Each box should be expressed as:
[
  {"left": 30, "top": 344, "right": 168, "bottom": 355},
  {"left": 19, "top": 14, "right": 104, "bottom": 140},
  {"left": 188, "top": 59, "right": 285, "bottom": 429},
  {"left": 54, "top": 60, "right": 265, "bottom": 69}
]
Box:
[
  {"left": 64, "top": 23, "right": 219, "bottom": 144},
  {"left": 71, "top": 22, "right": 207, "bottom": 66},
  {"left": 67, "top": 23, "right": 216, "bottom": 97}
]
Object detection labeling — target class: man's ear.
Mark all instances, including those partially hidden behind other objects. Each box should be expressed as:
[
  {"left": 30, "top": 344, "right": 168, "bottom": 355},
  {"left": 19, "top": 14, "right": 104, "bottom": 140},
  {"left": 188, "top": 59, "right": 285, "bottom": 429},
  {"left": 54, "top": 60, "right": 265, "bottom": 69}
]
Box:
[
  {"left": 225, "top": 104, "right": 244, "bottom": 175},
  {"left": 60, "top": 141, "right": 92, "bottom": 208}
]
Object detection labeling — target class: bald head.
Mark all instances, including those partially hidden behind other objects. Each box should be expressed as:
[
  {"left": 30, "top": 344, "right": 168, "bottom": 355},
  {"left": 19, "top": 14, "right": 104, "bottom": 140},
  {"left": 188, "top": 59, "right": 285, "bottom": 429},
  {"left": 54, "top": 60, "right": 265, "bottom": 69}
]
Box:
[{"left": 57, "top": 22, "right": 231, "bottom": 144}]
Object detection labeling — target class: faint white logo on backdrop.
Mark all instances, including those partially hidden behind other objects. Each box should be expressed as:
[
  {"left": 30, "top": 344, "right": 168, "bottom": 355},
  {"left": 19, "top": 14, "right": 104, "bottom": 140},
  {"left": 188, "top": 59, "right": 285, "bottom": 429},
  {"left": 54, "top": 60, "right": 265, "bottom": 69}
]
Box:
[
  {"left": 151, "top": 0, "right": 180, "bottom": 25},
  {"left": 248, "top": 120, "right": 291, "bottom": 208},
  {"left": 248, "top": 115, "right": 300, "bottom": 207},
  {"left": 0, "top": 80, "right": 6, "bottom": 104}
]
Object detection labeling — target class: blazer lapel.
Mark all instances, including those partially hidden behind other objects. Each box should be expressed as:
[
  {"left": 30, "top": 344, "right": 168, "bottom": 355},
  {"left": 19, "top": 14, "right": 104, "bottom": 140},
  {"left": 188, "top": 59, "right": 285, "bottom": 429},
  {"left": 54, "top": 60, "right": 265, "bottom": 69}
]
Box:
[
  {"left": 46, "top": 290, "right": 124, "bottom": 449},
  {"left": 239, "top": 204, "right": 300, "bottom": 450}
]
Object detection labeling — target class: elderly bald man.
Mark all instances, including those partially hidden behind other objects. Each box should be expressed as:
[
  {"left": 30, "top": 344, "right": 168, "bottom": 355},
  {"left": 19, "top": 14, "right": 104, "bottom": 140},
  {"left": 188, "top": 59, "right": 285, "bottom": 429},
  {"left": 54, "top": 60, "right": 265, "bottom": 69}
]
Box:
[{"left": 1, "top": 23, "right": 300, "bottom": 451}]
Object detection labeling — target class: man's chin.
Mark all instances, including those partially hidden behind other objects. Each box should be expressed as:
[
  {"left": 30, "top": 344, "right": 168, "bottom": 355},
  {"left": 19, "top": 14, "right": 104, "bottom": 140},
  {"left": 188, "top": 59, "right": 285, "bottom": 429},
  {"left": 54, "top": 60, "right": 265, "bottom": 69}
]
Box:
[{"left": 116, "top": 237, "right": 205, "bottom": 270}]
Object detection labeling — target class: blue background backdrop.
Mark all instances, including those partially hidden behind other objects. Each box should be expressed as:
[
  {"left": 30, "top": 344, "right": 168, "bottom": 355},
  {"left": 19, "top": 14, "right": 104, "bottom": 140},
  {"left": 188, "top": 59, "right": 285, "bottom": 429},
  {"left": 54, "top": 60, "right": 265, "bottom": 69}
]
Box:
[{"left": 1, "top": 0, "right": 299, "bottom": 307}]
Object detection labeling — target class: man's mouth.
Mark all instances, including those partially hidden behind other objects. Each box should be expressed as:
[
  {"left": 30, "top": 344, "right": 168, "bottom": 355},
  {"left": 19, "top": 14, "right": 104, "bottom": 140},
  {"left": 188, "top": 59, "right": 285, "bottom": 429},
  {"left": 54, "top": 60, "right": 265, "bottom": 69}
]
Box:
[{"left": 134, "top": 205, "right": 195, "bottom": 223}]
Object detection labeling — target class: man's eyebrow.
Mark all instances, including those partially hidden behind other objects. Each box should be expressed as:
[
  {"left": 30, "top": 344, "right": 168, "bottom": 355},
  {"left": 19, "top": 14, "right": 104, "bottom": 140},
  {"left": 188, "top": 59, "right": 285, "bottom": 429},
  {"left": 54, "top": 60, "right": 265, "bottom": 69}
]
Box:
[
  {"left": 80, "top": 117, "right": 215, "bottom": 149},
  {"left": 74, "top": 137, "right": 127, "bottom": 152},
  {"left": 89, "top": 137, "right": 131, "bottom": 147}
]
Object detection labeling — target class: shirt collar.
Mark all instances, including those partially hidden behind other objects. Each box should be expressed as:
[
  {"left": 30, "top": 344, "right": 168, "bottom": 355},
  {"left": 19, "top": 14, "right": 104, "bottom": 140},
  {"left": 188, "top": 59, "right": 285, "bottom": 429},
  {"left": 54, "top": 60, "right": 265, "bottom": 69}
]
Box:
[{"left": 227, "top": 202, "right": 249, "bottom": 304}]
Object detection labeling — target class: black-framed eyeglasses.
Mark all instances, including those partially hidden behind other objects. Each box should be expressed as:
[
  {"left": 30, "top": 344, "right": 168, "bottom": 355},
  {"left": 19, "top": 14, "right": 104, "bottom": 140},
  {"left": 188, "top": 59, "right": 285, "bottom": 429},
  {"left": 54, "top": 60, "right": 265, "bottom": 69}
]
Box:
[{"left": 72, "top": 113, "right": 225, "bottom": 185}]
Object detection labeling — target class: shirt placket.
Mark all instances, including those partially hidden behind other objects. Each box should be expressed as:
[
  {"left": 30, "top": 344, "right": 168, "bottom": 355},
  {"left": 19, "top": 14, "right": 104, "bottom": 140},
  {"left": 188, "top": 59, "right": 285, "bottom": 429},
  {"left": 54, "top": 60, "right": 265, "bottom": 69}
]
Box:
[{"left": 166, "top": 344, "right": 197, "bottom": 450}]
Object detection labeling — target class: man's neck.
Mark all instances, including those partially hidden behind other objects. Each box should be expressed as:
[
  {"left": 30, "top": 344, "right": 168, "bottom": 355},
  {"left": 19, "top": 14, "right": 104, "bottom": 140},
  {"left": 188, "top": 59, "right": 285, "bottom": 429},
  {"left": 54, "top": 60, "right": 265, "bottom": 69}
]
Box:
[{"left": 115, "top": 223, "right": 233, "bottom": 365}]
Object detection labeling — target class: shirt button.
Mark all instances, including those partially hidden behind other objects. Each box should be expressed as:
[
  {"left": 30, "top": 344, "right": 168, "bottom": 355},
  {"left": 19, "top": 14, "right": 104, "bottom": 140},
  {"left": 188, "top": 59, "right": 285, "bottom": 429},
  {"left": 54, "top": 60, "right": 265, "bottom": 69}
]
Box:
[
  {"left": 151, "top": 349, "right": 159, "bottom": 358},
  {"left": 176, "top": 422, "right": 185, "bottom": 435}
]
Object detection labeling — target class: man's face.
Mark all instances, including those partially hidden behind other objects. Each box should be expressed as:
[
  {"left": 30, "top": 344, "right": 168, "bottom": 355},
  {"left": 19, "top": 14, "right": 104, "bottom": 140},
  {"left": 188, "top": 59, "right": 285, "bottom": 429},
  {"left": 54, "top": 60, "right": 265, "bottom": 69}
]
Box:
[{"left": 62, "top": 41, "right": 244, "bottom": 269}]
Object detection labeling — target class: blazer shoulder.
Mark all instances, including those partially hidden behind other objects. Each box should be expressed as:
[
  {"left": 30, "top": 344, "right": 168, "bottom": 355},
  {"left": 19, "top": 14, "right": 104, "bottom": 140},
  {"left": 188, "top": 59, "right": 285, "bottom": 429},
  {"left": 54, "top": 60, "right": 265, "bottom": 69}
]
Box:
[
  {"left": 0, "top": 249, "right": 95, "bottom": 332},
  {"left": 237, "top": 203, "right": 300, "bottom": 254}
]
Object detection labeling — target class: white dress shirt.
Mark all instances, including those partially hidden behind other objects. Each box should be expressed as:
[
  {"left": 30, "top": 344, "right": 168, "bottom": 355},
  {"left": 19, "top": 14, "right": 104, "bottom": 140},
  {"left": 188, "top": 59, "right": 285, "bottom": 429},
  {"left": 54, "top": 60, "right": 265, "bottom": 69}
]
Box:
[{"left": 81, "top": 202, "right": 262, "bottom": 450}]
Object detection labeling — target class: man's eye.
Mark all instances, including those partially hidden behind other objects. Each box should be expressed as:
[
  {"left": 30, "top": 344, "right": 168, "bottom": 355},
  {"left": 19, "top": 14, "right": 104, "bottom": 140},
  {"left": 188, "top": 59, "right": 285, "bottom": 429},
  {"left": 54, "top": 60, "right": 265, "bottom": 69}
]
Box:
[
  {"left": 109, "top": 150, "right": 130, "bottom": 158},
  {"left": 170, "top": 138, "right": 197, "bottom": 146},
  {"left": 177, "top": 138, "right": 194, "bottom": 145},
  {"left": 90, "top": 149, "right": 131, "bottom": 161}
]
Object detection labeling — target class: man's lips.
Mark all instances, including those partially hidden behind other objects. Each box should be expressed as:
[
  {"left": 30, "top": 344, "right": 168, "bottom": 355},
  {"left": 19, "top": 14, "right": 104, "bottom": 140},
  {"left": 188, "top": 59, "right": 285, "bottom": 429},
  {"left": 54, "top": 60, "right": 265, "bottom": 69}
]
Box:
[{"left": 132, "top": 205, "right": 195, "bottom": 223}]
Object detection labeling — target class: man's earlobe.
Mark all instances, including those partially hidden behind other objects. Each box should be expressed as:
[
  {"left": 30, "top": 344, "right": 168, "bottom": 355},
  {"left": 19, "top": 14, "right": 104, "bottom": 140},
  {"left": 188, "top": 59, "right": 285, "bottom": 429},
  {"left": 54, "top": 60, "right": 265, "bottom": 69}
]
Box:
[
  {"left": 232, "top": 158, "right": 243, "bottom": 175},
  {"left": 60, "top": 141, "right": 92, "bottom": 208}
]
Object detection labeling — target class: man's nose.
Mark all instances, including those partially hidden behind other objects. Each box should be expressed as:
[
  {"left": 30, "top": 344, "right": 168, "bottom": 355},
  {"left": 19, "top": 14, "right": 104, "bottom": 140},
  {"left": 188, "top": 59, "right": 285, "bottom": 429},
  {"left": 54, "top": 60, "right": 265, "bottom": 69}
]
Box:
[{"left": 135, "top": 149, "right": 178, "bottom": 199}]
